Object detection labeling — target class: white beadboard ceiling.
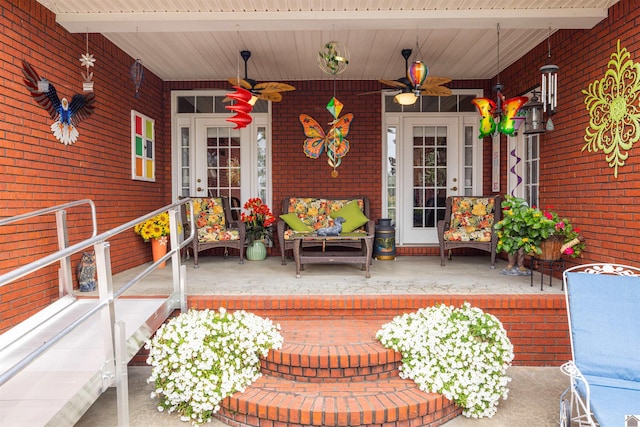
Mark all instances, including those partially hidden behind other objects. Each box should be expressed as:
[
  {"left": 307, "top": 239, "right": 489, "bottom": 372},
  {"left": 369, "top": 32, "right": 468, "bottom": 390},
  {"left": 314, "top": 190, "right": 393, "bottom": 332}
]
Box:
[{"left": 37, "top": 0, "right": 618, "bottom": 82}]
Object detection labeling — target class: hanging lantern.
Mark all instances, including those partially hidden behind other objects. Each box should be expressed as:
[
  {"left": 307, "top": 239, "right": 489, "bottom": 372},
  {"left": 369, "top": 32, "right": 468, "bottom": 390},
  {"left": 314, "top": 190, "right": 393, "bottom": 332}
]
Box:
[
  {"left": 407, "top": 60, "right": 428, "bottom": 93},
  {"left": 523, "top": 92, "right": 546, "bottom": 134}
]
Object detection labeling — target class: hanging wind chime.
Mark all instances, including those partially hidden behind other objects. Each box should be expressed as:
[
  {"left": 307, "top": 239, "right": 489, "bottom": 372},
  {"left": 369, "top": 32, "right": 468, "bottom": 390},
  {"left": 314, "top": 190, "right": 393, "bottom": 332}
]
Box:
[{"left": 300, "top": 40, "right": 353, "bottom": 177}]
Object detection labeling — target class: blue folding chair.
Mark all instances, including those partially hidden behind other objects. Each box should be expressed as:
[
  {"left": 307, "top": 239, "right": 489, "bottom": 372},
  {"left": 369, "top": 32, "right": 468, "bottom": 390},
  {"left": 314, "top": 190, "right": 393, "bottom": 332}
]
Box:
[{"left": 560, "top": 263, "right": 640, "bottom": 427}]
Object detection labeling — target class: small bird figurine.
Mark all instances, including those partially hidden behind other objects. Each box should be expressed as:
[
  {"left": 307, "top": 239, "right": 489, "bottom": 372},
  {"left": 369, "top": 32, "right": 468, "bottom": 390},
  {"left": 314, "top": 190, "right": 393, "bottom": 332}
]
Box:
[
  {"left": 317, "top": 217, "right": 346, "bottom": 236},
  {"left": 21, "top": 60, "right": 96, "bottom": 145}
]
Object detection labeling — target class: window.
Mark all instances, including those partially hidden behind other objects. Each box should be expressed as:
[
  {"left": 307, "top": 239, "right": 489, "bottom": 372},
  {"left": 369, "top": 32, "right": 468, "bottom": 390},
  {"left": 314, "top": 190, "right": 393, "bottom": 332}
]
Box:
[
  {"left": 524, "top": 134, "right": 540, "bottom": 207},
  {"left": 132, "top": 110, "right": 155, "bottom": 181}
]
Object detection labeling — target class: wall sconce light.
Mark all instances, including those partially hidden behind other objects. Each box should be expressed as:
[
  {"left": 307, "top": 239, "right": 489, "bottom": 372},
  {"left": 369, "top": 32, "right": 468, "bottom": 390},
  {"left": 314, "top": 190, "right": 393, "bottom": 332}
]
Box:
[
  {"left": 522, "top": 91, "right": 546, "bottom": 134},
  {"left": 395, "top": 91, "right": 418, "bottom": 105}
]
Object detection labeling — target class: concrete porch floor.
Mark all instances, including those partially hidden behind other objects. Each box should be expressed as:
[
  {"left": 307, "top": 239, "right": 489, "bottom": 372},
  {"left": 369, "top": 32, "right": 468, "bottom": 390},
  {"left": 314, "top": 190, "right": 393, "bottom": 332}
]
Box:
[{"left": 76, "top": 254, "right": 569, "bottom": 426}]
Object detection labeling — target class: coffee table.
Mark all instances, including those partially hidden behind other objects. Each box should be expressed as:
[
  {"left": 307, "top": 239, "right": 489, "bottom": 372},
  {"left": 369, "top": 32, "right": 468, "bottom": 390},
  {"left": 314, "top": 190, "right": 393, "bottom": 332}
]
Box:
[{"left": 292, "top": 233, "right": 374, "bottom": 278}]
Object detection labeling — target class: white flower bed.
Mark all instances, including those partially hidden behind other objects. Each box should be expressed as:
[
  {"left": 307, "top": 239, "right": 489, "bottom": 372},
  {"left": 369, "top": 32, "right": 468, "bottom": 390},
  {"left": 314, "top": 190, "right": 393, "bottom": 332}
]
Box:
[
  {"left": 376, "top": 303, "right": 514, "bottom": 418},
  {"left": 146, "top": 308, "right": 283, "bottom": 425}
]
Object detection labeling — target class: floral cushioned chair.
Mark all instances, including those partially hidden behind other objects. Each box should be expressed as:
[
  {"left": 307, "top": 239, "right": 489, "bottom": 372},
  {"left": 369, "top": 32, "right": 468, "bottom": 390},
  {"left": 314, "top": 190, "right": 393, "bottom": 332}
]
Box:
[
  {"left": 184, "top": 197, "right": 245, "bottom": 267},
  {"left": 437, "top": 195, "right": 501, "bottom": 268},
  {"left": 276, "top": 197, "right": 374, "bottom": 265}
]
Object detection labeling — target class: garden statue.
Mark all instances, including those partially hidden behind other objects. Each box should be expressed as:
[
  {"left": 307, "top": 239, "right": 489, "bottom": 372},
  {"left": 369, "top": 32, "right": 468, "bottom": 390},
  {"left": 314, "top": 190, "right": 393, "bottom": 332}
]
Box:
[{"left": 500, "top": 248, "right": 531, "bottom": 276}]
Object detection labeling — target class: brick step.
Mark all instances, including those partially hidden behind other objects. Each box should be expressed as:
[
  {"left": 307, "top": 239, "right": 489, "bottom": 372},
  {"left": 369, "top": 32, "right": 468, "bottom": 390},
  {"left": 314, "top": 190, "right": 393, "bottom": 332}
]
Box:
[
  {"left": 215, "top": 319, "right": 462, "bottom": 427},
  {"left": 217, "top": 374, "right": 460, "bottom": 427},
  {"left": 262, "top": 319, "right": 401, "bottom": 381}
]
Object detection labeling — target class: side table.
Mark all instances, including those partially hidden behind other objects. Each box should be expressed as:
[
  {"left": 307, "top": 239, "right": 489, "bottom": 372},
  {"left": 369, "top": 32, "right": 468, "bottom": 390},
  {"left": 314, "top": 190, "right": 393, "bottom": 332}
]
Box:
[{"left": 530, "top": 257, "right": 565, "bottom": 291}]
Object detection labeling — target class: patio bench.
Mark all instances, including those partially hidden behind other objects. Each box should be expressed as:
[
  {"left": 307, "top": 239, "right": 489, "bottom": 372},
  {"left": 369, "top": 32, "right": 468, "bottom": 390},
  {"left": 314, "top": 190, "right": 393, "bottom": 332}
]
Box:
[
  {"left": 276, "top": 196, "right": 374, "bottom": 265},
  {"left": 560, "top": 263, "right": 640, "bottom": 427}
]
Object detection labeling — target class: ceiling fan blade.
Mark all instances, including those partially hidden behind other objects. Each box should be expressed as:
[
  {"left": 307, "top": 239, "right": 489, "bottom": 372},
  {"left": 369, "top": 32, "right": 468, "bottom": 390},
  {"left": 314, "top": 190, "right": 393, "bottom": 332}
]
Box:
[
  {"left": 379, "top": 79, "right": 407, "bottom": 89},
  {"left": 424, "top": 76, "right": 452, "bottom": 86},
  {"left": 254, "top": 81, "right": 296, "bottom": 92},
  {"left": 256, "top": 91, "right": 283, "bottom": 102},
  {"left": 228, "top": 77, "right": 253, "bottom": 90},
  {"left": 421, "top": 86, "right": 453, "bottom": 97}
]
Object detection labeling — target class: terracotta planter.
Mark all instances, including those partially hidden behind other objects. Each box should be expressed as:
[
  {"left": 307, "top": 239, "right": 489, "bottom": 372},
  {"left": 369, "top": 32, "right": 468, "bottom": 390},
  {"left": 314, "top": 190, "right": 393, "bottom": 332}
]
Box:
[{"left": 151, "top": 236, "right": 168, "bottom": 268}]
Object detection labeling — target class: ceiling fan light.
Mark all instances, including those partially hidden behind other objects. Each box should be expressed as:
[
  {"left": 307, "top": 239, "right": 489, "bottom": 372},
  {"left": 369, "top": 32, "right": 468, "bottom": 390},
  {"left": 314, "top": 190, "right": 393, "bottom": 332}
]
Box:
[
  {"left": 407, "top": 61, "right": 428, "bottom": 88},
  {"left": 395, "top": 92, "right": 418, "bottom": 105},
  {"left": 248, "top": 95, "right": 258, "bottom": 106}
]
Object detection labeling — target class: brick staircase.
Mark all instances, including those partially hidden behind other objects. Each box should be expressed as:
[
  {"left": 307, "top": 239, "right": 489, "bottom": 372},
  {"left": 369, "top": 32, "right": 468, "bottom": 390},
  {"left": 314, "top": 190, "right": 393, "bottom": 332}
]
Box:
[{"left": 213, "top": 319, "right": 461, "bottom": 427}]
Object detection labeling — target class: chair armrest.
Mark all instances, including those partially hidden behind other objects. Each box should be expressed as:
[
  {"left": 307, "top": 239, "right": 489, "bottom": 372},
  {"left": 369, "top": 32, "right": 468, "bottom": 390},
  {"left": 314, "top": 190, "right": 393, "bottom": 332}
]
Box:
[
  {"left": 437, "top": 219, "right": 447, "bottom": 240},
  {"left": 277, "top": 219, "right": 287, "bottom": 248},
  {"left": 364, "top": 219, "right": 375, "bottom": 236}
]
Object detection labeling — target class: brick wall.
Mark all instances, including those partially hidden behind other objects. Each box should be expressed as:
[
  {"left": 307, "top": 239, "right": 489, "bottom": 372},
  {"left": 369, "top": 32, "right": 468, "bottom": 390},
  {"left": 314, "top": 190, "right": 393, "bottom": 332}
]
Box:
[
  {"left": 0, "top": 0, "right": 170, "bottom": 331},
  {"left": 183, "top": 294, "right": 570, "bottom": 366}
]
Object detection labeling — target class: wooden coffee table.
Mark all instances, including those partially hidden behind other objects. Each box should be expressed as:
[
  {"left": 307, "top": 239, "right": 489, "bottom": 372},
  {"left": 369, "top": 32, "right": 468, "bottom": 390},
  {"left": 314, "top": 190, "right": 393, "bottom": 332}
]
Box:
[{"left": 292, "top": 233, "right": 374, "bottom": 278}]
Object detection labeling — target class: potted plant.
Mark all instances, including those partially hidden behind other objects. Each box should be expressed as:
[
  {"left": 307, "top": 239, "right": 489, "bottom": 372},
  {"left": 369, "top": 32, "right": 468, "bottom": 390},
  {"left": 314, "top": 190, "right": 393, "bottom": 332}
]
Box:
[
  {"left": 133, "top": 211, "right": 174, "bottom": 267},
  {"left": 241, "top": 197, "right": 276, "bottom": 260},
  {"left": 494, "top": 196, "right": 585, "bottom": 272}
]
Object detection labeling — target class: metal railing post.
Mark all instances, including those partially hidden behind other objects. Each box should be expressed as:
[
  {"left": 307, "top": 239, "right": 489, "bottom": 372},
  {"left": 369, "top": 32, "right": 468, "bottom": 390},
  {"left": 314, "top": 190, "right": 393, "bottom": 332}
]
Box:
[
  {"left": 55, "top": 209, "right": 74, "bottom": 297},
  {"left": 114, "top": 321, "right": 130, "bottom": 427},
  {"left": 95, "top": 240, "right": 116, "bottom": 391}
]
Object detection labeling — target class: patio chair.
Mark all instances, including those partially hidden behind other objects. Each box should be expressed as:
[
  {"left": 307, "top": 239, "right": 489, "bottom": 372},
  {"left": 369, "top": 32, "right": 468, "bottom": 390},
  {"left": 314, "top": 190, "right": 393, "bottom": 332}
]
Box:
[
  {"left": 437, "top": 195, "right": 501, "bottom": 268},
  {"left": 559, "top": 263, "right": 640, "bottom": 427},
  {"left": 184, "top": 197, "right": 245, "bottom": 267}
]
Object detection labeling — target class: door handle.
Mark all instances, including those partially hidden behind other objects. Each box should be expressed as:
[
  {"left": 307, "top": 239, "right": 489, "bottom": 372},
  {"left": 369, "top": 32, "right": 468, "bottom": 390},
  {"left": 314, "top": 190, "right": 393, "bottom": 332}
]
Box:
[
  {"left": 450, "top": 186, "right": 458, "bottom": 191},
  {"left": 197, "top": 187, "right": 203, "bottom": 192}
]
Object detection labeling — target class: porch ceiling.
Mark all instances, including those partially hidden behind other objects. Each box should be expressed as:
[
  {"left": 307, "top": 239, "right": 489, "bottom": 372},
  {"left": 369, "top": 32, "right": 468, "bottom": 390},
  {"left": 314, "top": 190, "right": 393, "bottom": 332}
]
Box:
[{"left": 37, "top": 0, "right": 618, "bottom": 83}]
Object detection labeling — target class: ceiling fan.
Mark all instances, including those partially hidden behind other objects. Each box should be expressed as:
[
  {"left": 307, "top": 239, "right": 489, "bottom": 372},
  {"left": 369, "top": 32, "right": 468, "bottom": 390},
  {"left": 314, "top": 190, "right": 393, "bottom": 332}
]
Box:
[
  {"left": 378, "top": 48, "right": 452, "bottom": 97},
  {"left": 227, "top": 50, "right": 295, "bottom": 103}
]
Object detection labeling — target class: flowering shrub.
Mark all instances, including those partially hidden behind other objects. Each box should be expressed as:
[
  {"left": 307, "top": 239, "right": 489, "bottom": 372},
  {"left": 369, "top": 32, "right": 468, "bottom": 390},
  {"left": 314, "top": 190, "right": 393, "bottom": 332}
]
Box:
[
  {"left": 134, "top": 211, "right": 174, "bottom": 241},
  {"left": 376, "top": 303, "right": 514, "bottom": 418},
  {"left": 146, "top": 308, "right": 283, "bottom": 426},
  {"left": 241, "top": 198, "right": 276, "bottom": 242}
]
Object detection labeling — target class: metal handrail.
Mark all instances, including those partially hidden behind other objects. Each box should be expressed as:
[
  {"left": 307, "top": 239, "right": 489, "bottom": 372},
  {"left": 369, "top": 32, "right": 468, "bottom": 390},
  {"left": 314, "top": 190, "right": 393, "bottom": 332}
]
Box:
[
  {"left": 0, "top": 198, "right": 97, "bottom": 234},
  {"left": 0, "top": 198, "right": 195, "bottom": 391},
  {"left": 0, "top": 201, "right": 189, "bottom": 289}
]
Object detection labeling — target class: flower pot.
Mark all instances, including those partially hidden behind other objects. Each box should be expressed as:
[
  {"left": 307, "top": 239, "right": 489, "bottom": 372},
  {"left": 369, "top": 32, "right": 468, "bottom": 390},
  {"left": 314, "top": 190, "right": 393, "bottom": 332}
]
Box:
[
  {"left": 246, "top": 240, "right": 267, "bottom": 261},
  {"left": 539, "top": 236, "right": 563, "bottom": 260},
  {"left": 152, "top": 236, "right": 168, "bottom": 268}
]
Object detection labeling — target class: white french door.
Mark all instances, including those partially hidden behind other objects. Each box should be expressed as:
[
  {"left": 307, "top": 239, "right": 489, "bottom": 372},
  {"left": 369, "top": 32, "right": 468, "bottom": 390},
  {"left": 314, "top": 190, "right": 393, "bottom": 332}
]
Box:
[{"left": 401, "top": 117, "right": 460, "bottom": 244}]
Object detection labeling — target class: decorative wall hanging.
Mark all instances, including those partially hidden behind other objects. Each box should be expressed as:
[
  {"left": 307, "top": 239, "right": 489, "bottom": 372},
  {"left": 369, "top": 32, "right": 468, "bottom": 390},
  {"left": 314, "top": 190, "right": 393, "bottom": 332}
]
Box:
[
  {"left": 131, "top": 110, "right": 155, "bottom": 181},
  {"left": 318, "top": 41, "right": 350, "bottom": 75},
  {"left": 299, "top": 97, "right": 353, "bottom": 178},
  {"left": 79, "top": 30, "right": 95, "bottom": 92},
  {"left": 130, "top": 59, "right": 144, "bottom": 98},
  {"left": 472, "top": 24, "right": 528, "bottom": 139},
  {"left": 225, "top": 86, "right": 253, "bottom": 129},
  {"left": 582, "top": 39, "right": 640, "bottom": 178},
  {"left": 22, "top": 60, "right": 96, "bottom": 145}
]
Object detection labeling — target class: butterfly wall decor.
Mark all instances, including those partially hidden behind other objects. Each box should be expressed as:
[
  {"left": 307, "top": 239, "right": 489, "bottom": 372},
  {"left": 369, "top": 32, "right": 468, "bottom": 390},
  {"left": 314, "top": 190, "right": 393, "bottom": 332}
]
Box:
[
  {"left": 299, "top": 97, "right": 353, "bottom": 177},
  {"left": 472, "top": 93, "right": 528, "bottom": 139}
]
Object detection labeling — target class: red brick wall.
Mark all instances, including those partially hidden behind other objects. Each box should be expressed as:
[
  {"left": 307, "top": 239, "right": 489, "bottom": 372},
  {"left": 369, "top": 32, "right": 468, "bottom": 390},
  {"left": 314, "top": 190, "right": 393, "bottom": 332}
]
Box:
[
  {"left": 186, "top": 294, "right": 570, "bottom": 366},
  {"left": 0, "top": 0, "right": 170, "bottom": 331}
]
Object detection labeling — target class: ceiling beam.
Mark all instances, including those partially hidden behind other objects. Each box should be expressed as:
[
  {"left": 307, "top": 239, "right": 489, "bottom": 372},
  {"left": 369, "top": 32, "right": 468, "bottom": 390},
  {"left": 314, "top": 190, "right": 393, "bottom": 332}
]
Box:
[{"left": 56, "top": 8, "right": 608, "bottom": 33}]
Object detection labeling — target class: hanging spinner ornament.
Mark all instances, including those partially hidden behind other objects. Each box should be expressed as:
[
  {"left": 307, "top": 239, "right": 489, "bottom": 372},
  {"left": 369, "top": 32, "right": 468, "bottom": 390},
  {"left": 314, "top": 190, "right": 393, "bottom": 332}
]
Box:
[{"left": 130, "top": 59, "right": 144, "bottom": 98}]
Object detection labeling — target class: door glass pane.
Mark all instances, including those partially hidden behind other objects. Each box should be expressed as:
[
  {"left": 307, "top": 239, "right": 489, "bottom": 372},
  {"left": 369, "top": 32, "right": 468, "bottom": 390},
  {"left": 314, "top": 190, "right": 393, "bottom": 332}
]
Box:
[
  {"left": 413, "top": 126, "right": 448, "bottom": 228},
  {"left": 386, "top": 126, "right": 397, "bottom": 223},
  {"left": 205, "top": 127, "right": 241, "bottom": 207}
]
